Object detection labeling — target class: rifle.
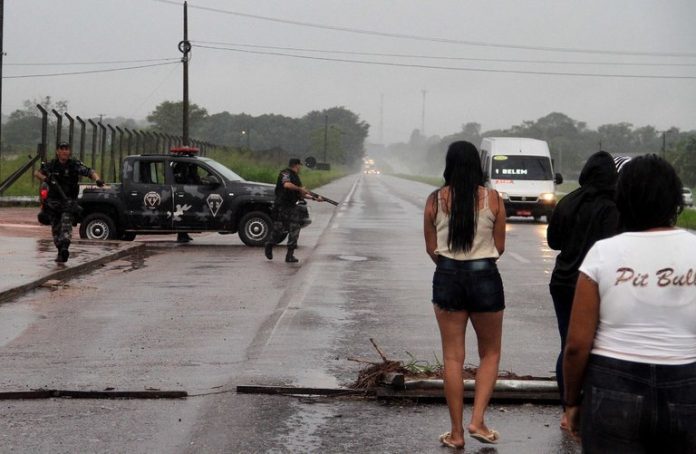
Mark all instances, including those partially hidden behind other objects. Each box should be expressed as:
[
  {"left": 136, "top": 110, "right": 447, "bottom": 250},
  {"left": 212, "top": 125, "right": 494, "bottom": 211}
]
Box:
[
  {"left": 308, "top": 191, "right": 339, "bottom": 206},
  {"left": 45, "top": 176, "right": 84, "bottom": 216}
]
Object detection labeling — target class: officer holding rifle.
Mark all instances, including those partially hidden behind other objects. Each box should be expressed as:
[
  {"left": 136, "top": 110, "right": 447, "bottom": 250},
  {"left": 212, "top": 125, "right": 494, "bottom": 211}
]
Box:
[
  {"left": 35, "top": 141, "right": 104, "bottom": 263},
  {"left": 264, "top": 158, "right": 324, "bottom": 263}
]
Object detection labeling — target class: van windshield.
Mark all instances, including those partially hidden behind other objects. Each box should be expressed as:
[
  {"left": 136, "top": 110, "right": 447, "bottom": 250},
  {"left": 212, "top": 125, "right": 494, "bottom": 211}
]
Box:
[{"left": 491, "top": 155, "right": 553, "bottom": 181}]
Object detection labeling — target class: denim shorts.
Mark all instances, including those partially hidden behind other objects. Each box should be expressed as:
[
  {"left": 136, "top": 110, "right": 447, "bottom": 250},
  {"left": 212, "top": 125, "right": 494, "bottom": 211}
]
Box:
[
  {"left": 581, "top": 354, "right": 696, "bottom": 453},
  {"left": 432, "top": 257, "right": 505, "bottom": 313}
]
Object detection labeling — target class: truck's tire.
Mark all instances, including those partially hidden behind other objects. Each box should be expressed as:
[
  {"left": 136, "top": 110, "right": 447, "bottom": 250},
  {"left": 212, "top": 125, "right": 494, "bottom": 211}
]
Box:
[
  {"left": 79, "top": 213, "right": 117, "bottom": 240},
  {"left": 238, "top": 211, "right": 273, "bottom": 247}
]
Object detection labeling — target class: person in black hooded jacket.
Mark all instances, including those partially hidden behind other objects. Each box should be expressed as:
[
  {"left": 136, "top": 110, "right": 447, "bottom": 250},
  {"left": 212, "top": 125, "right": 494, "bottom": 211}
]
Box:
[{"left": 546, "top": 150, "right": 619, "bottom": 430}]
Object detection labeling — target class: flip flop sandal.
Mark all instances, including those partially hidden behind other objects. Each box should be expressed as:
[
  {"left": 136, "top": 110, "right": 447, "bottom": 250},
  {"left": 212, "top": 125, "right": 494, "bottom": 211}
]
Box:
[
  {"left": 470, "top": 429, "right": 500, "bottom": 444},
  {"left": 439, "top": 432, "right": 464, "bottom": 449}
]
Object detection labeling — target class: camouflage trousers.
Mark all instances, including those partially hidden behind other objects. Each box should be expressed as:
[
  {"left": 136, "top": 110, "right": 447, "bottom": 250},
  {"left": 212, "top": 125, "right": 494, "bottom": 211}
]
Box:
[
  {"left": 45, "top": 200, "right": 77, "bottom": 251},
  {"left": 269, "top": 204, "right": 302, "bottom": 250},
  {"left": 51, "top": 211, "right": 73, "bottom": 250}
]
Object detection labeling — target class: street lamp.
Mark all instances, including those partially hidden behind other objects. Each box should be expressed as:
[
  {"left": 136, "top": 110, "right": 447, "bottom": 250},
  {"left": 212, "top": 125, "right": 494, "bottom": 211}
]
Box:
[{"left": 241, "top": 130, "right": 250, "bottom": 150}]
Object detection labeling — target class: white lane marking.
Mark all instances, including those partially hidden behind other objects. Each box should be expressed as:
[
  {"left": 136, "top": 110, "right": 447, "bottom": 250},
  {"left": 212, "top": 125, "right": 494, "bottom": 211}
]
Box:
[
  {"left": 344, "top": 175, "right": 360, "bottom": 204},
  {"left": 508, "top": 251, "right": 531, "bottom": 263}
]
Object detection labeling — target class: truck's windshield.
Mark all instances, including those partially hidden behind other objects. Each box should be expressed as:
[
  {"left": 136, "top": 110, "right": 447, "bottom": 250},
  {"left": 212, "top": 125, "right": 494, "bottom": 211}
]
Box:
[
  {"left": 200, "top": 158, "right": 246, "bottom": 182},
  {"left": 491, "top": 155, "right": 553, "bottom": 181}
]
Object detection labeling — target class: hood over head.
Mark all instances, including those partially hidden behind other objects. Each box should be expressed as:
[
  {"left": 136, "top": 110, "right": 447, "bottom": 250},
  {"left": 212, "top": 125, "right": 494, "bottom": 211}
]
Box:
[{"left": 579, "top": 150, "right": 618, "bottom": 191}]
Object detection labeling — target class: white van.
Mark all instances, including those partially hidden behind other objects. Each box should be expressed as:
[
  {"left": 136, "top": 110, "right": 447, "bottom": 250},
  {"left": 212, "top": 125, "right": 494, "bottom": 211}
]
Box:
[{"left": 479, "top": 137, "right": 563, "bottom": 221}]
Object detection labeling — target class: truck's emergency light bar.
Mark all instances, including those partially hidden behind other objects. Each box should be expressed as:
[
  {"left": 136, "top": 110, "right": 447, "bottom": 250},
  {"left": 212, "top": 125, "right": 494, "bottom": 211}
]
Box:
[{"left": 169, "top": 146, "right": 200, "bottom": 156}]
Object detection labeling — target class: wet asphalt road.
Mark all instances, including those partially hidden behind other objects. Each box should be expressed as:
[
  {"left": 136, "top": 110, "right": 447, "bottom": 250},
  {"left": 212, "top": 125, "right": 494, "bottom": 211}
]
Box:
[{"left": 0, "top": 174, "right": 580, "bottom": 453}]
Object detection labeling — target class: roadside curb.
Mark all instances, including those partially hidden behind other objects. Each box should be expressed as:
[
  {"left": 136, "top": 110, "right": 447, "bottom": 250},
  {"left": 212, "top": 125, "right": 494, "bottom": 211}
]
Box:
[{"left": 0, "top": 242, "right": 146, "bottom": 304}]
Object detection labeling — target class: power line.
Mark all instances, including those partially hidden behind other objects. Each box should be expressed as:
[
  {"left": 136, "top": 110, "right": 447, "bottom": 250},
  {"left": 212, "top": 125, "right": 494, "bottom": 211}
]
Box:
[
  {"left": 195, "top": 44, "right": 696, "bottom": 80},
  {"left": 128, "top": 62, "right": 180, "bottom": 118},
  {"left": 154, "top": 0, "right": 696, "bottom": 58},
  {"left": 193, "top": 40, "right": 696, "bottom": 67},
  {"left": 3, "top": 61, "right": 179, "bottom": 79},
  {"left": 5, "top": 57, "right": 180, "bottom": 66}
]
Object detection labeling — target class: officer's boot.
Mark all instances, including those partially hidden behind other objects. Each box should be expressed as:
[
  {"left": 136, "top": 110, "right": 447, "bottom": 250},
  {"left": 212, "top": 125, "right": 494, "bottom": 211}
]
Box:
[
  {"left": 285, "top": 247, "right": 298, "bottom": 263},
  {"left": 55, "top": 242, "right": 70, "bottom": 263},
  {"left": 177, "top": 232, "right": 193, "bottom": 243},
  {"left": 264, "top": 242, "right": 273, "bottom": 260}
]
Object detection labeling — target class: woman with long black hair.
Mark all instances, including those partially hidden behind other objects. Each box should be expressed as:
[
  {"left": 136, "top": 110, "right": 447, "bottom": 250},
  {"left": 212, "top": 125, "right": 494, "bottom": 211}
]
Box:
[{"left": 424, "top": 141, "right": 506, "bottom": 449}]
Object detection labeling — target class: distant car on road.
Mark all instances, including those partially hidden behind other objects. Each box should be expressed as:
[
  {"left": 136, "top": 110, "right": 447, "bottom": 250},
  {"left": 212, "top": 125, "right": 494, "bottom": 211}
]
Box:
[{"left": 683, "top": 187, "right": 693, "bottom": 207}]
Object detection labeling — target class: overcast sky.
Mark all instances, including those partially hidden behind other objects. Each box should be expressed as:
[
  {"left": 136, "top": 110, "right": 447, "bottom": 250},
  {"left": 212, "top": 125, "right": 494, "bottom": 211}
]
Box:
[{"left": 4, "top": 0, "right": 696, "bottom": 144}]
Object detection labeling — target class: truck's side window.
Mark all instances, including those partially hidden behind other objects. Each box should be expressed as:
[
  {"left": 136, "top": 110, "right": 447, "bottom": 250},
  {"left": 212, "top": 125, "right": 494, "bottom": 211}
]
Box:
[
  {"left": 173, "top": 163, "right": 206, "bottom": 185},
  {"left": 134, "top": 161, "right": 165, "bottom": 185}
]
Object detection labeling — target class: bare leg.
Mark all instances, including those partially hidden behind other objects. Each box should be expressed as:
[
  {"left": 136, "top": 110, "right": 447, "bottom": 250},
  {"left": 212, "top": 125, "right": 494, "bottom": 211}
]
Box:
[
  {"left": 434, "top": 306, "right": 469, "bottom": 448},
  {"left": 468, "top": 310, "right": 504, "bottom": 436}
]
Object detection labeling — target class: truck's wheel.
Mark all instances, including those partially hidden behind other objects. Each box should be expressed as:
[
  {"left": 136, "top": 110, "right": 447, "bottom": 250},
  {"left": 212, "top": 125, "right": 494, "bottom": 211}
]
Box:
[
  {"left": 79, "top": 213, "right": 117, "bottom": 240},
  {"left": 238, "top": 211, "right": 273, "bottom": 247}
]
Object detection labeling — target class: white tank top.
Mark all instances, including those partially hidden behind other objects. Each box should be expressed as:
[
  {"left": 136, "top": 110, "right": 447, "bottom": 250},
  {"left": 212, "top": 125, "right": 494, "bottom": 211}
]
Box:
[{"left": 434, "top": 188, "right": 499, "bottom": 261}]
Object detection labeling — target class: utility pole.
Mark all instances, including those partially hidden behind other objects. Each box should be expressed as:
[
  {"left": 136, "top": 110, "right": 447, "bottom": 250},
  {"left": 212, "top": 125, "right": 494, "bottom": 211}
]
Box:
[
  {"left": 379, "top": 93, "right": 384, "bottom": 145},
  {"left": 0, "top": 0, "right": 4, "bottom": 178},
  {"left": 557, "top": 144, "right": 563, "bottom": 175},
  {"left": 323, "top": 114, "right": 328, "bottom": 163},
  {"left": 661, "top": 130, "right": 667, "bottom": 160},
  {"left": 179, "top": 1, "right": 191, "bottom": 146},
  {"left": 421, "top": 89, "right": 427, "bottom": 136}
]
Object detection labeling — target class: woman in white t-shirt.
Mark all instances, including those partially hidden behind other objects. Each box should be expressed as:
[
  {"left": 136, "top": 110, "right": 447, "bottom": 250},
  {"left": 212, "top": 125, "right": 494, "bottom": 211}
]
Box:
[{"left": 563, "top": 154, "right": 696, "bottom": 452}]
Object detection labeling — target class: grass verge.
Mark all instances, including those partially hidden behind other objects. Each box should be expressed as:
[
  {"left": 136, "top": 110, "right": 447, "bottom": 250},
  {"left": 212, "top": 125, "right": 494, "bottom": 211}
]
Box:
[
  {"left": 1, "top": 149, "right": 349, "bottom": 196},
  {"left": 677, "top": 208, "right": 696, "bottom": 230}
]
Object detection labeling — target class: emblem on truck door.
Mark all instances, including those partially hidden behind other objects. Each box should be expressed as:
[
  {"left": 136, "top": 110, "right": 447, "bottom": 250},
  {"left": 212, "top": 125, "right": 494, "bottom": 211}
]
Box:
[
  {"left": 144, "top": 191, "right": 161, "bottom": 208},
  {"left": 206, "top": 194, "right": 223, "bottom": 217}
]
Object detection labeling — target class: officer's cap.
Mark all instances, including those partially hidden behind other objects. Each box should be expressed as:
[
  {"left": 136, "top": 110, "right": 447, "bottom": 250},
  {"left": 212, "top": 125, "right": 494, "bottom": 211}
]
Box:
[{"left": 57, "top": 141, "right": 71, "bottom": 149}]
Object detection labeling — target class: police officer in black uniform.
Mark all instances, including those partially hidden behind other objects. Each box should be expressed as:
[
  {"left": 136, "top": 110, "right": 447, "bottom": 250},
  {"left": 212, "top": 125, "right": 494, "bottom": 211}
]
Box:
[
  {"left": 264, "top": 158, "right": 322, "bottom": 263},
  {"left": 35, "top": 142, "right": 104, "bottom": 262}
]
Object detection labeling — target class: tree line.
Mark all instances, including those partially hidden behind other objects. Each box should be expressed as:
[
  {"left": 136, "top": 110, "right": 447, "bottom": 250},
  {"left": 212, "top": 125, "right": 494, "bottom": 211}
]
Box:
[
  {"left": 4, "top": 100, "right": 693, "bottom": 185},
  {"left": 383, "top": 112, "right": 696, "bottom": 187},
  {"left": 0, "top": 97, "right": 370, "bottom": 170},
  {"left": 148, "top": 102, "right": 369, "bottom": 168}
]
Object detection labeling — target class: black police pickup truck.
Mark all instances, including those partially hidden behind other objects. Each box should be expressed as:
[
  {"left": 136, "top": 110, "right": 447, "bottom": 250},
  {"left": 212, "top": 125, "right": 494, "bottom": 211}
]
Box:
[{"left": 77, "top": 148, "right": 309, "bottom": 246}]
